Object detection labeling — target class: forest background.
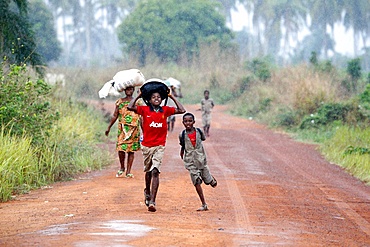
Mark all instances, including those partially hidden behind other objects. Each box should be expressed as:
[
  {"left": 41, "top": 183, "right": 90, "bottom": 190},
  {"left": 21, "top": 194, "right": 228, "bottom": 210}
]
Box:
[{"left": 0, "top": 0, "right": 369, "bottom": 202}]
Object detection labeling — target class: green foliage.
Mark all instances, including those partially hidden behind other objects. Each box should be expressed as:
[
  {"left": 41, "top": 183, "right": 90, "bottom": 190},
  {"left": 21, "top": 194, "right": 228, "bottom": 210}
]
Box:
[
  {"left": 321, "top": 126, "right": 370, "bottom": 184},
  {"left": 309, "top": 51, "right": 318, "bottom": 66},
  {"left": 0, "top": 63, "right": 59, "bottom": 144},
  {"left": 347, "top": 58, "right": 362, "bottom": 81},
  {"left": 344, "top": 58, "right": 362, "bottom": 93},
  {"left": 238, "top": 76, "right": 253, "bottom": 93},
  {"left": 117, "top": 0, "right": 234, "bottom": 65},
  {"left": 0, "top": 130, "right": 41, "bottom": 202},
  {"left": 0, "top": 0, "right": 44, "bottom": 74},
  {"left": 359, "top": 84, "right": 370, "bottom": 118},
  {"left": 359, "top": 84, "right": 370, "bottom": 104},
  {"left": 274, "top": 109, "right": 299, "bottom": 127},
  {"left": 344, "top": 146, "right": 370, "bottom": 155},
  {"left": 29, "top": 0, "right": 62, "bottom": 63},
  {"left": 232, "top": 75, "right": 256, "bottom": 96},
  {"left": 0, "top": 99, "right": 113, "bottom": 202},
  {"left": 317, "top": 60, "right": 335, "bottom": 73},
  {"left": 245, "top": 57, "right": 271, "bottom": 82},
  {"left": 299, "top": 102, "right": 352, "bottom": 129},
  {"left": 40, "top": 101, "right": 112, "bottom": 180}
]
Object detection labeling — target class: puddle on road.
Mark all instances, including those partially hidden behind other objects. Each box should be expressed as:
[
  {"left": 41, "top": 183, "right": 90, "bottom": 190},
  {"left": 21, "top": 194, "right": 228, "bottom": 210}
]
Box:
[
  {"left": 37, "top": 220, "right": 154, "bottom": 246},
  {"left": 89, "top": 220, "right": 154, "bottom": 237}
]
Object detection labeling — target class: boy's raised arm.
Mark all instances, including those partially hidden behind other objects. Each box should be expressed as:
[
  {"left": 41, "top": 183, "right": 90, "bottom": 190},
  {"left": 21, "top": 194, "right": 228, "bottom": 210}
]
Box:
[{"left": 169, "top": 94, "right": 186, "bottom": 114}]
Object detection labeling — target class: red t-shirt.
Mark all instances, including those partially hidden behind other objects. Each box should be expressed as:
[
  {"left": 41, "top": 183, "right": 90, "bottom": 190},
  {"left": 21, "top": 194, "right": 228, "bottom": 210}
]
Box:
[
  {"left": 188, "top": 131, "right": 196, "bottom": 147},
  {"left": 137, "top": 106, "right": 175, "bottom": 147}
]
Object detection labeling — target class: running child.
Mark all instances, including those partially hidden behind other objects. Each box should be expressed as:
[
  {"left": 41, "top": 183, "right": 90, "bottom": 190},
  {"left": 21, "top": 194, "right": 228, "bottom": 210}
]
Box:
[
  {"left": 179, "top": 112, "right": 217, "bottom": 211},
  {"left": 127, "top": 80, "right": 186, "bottom": 212},
  {"left": 200, "top": 90, "right": 214, "bottom": 137}
]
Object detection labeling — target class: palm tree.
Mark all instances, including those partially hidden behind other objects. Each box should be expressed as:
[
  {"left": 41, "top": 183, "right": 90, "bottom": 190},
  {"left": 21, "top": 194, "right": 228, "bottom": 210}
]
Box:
[
  {"left": 306, "top": 0, "right": 342, "bottom": 58},
  {"left": 242, "top": 0, "right": 307, "bottom": 61},
  {"left": 0, "top": 0, "right": 43, "bottom": 73},
  {"left": 342, "top": 0, "right": 370, "bottom": 56}
]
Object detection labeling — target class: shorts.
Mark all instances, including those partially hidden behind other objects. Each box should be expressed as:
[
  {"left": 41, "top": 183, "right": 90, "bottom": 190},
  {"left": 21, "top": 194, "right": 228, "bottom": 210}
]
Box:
[
  {"left": 141, "top": 145, "right": 166, "bottom": 173},
  {"left": 202, "top": 112, "right": 211, "bottom": 127},
  {"left": 187, "top": 165, "right": 213, "bottom": 186}
]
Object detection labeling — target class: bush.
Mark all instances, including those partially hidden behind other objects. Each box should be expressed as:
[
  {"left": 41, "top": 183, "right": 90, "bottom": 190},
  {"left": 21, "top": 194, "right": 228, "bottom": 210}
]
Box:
[
  {"left": 0, "top": 63, "right": 59, "bottom": 144},
  {"left": 321, "top": 126, "right": 370, "bottom": 183},
  {"left": 299, "top": 102, "right": 352, "bottom": 129},
  {"left": 274, "top": 109, "right": 299, "bottom": 127},
  {"left": 245, "top": 57, "right": 271, "bottom": 82},
  {"left": 347, "top": 58, "right": 362, "bottom": 81}
]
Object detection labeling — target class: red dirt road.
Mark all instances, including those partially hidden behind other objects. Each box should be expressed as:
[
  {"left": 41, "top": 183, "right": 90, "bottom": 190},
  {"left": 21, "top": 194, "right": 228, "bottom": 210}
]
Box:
[{"left": 1, "top": 104, "right": 370, "bottom": 246}]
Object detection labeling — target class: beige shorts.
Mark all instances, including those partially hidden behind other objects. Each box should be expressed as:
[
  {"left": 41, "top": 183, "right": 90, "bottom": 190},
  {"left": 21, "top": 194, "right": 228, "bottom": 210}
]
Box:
[
  {"left": 202, "top": 113, "right": 211, "bottom": 127},
  {"left": 141, "top": 145, "right": 166, "bottom": 173}
]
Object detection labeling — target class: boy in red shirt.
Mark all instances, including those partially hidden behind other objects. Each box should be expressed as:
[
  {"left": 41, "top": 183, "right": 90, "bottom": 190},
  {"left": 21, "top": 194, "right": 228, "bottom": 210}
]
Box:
[{"left": 128, "top": 80, "right": 186, "bottom": 212}]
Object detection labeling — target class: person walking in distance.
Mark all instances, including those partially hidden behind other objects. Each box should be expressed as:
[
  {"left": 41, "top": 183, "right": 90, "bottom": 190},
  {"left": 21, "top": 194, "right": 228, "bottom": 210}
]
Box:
[
  {"left": 128, "top": 80, "right": 186, "bottom": 212},
  {"left": 179, "top": 112, "right": 217, "bottom": 211},
  {"left": 166, "top": 85, "right": 181, "bottom": 132},
  {"left": 105, "top": 86, "right": 141, "bottom": 178},
  {"left": 200, "top": 90, "right": 214, "bottom": 137}
]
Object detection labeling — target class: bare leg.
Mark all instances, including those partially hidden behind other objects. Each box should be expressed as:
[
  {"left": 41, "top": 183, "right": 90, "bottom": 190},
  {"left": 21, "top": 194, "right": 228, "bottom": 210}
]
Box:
[
  {"left": 145, "top": 171, "right": 152, "bottom": 195},
  {"left": 204, "top": 125, "right": 210, "bottom": 137},
  {"left": 126, "top": 152, "right": 134, "bottom": 175},
  {"left": 195, "top": 183, "right": 206, "bottom": 205},
  {"left": 150, "top": 168, "right": 160, "bottom": 203},
  {"left": 170, "top": 120, "right": 175, "bottom": 132},
  {"left": 118, "top": 151, "right": 126, "bottom": 171},
  {"left": 144, "top": 172, "right": 151, "bottom": 206}
]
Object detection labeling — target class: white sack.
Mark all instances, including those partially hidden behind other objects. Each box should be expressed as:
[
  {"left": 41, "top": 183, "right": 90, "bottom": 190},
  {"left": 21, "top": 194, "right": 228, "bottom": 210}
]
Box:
[
  {"left": 98, "top": 80, "right": 121, "bottom": 98},
  {"left": 113, "top": 69, "right": 145, "bottom": 92},
  {"left": 164, "top": 77, "right": 181, "bottom": 89},
  {"left": 98, "top": 69, "right": 146, "bottom": 98}
]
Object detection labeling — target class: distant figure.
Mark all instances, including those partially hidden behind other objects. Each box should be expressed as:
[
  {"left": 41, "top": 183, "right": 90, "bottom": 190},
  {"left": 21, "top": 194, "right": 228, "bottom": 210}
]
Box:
[
  {"left": 166, "top": 85, "right": 182, "bottom": 132},
  {"left": 200, "top": 90, "right": 214, "bottom": 137},
  {"left": 128, "top": 80, "right": 186, "bottom": 212},
  {"left": 105, "top": 86, "right": 141, "bottom": 178},
  {"left": 179, "top": 112, "right": 217, "bottom": 211}
]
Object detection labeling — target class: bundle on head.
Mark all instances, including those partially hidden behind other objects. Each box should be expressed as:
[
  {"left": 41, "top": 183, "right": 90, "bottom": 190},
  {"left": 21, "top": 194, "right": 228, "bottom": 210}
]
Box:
[{"left": 140, "top": 79, "right": 170, "bottom": 106}]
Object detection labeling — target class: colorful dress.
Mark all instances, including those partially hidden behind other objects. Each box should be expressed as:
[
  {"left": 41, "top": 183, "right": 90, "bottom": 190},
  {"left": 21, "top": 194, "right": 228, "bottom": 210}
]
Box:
[{"left": 116, "top": 98, "right": 141, "bottom": 152}]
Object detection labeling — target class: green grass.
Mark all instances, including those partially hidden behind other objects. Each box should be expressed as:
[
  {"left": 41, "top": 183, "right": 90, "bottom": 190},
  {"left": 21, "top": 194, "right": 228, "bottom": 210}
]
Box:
[
  {"left": 0, "top": 130, "right": 41, "bottom": 201},
  {"left": 320, "top": 126, "right": 370, "bottom": 183},
  {"left": 0, "top": 100, "right": 114, "bottom": 202}
]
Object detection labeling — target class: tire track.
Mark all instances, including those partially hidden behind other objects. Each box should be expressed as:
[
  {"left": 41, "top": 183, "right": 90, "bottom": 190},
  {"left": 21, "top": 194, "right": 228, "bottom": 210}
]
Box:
[{"left": 204, "top": 141, "right": 252, "bottom": 239}]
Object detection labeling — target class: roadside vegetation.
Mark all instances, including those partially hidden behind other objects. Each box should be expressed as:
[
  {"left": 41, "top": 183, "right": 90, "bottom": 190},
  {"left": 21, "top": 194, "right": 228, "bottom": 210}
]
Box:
[{"left": 0, "top": 63, "right": 113, "bottom": 202}]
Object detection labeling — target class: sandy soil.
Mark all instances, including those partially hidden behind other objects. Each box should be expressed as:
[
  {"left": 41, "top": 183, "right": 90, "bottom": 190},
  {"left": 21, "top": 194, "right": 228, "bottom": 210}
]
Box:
[{"left": 1, "top": 103, "right": 370, "bottom": 247}]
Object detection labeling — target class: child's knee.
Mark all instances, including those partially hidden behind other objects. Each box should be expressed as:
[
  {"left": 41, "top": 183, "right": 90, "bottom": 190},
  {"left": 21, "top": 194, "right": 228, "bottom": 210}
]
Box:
[
  {"left": 194, "top": 178, "right": 202, "bottom": 185},
  {"left": 152, "top": 168, "right": 159, "bottom": 177}
]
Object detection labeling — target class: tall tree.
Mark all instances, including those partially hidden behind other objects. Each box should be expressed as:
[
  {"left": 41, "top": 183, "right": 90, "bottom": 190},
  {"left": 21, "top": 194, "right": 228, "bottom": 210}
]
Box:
[
  {"left": 242, "top": 0, "right": 307, "bottom": 60},
  {"left": 342, "top": 0, "right": 370, "bottom": 56},
  {"left": 117, "top": 0, "right": 235, "bottom": 65},
  {"left": 0, "top": 0, "right": 43, "bottom": 73},
  {"left": 306, "top": 0, "right": 342, "bottom": 58},
  {"left": 29, "top": 0, "right": 62, "bottom": 64},
  {"left": 46, "top": 0, "right": 80, "bottom": 65}
]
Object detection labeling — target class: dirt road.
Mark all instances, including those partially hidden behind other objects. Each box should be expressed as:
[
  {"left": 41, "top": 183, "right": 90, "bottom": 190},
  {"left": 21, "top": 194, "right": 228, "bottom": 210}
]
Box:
[{"left": 1, "top": 104, "right": 370, "bottom": 246}]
